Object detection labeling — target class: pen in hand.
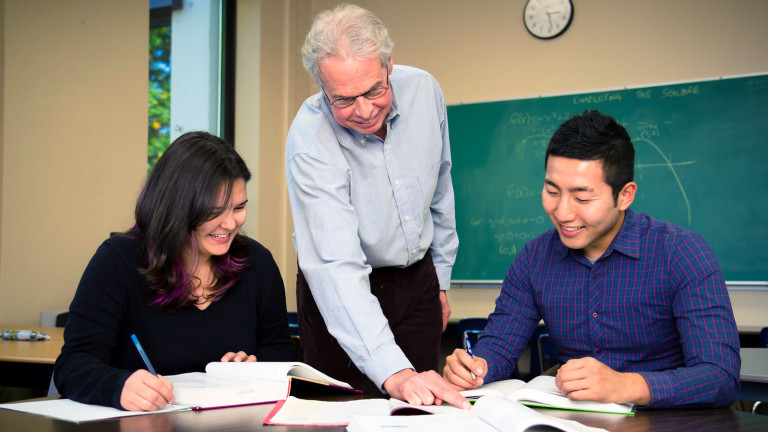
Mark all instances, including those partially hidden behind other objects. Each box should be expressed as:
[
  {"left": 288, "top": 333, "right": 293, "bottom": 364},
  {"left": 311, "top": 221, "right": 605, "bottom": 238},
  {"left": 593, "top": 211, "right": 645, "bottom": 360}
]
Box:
[
  {"left": 130, "top": 333, "right": 174, "bottom": 407},
  {"left": 464, "top": 335, "right": 477, "bottom": 380}
]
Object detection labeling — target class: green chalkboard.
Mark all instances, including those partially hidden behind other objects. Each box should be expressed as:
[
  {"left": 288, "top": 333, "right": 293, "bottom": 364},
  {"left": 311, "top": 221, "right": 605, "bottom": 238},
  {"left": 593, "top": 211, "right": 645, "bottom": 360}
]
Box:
[{"left": 448, "top": 73, "right": 768, "bottom": 282}]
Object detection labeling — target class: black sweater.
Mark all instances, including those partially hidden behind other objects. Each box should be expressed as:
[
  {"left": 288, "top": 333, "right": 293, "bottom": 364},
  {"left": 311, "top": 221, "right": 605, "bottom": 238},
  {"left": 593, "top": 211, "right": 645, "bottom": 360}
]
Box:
[{"left": 54, "top": 235, "right": 293, "bottom": 409}]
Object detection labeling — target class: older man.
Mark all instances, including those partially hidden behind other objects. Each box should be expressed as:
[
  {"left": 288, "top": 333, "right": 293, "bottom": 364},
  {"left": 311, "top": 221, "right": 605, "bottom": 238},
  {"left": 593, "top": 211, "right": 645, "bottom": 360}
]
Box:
[{"left": 285, "top": 4, "right": 465, "bottom": 408}]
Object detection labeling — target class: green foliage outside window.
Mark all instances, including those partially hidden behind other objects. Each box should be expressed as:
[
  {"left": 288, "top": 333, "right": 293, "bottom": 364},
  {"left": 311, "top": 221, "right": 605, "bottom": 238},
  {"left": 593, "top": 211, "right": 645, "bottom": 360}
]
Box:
[{"left": 148, "top": 26, "right": 171, "bottom": 171}]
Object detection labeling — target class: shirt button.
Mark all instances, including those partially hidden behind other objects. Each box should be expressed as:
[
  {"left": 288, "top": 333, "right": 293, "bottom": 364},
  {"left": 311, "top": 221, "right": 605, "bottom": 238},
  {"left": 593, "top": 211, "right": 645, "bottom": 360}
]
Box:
[
  {"left": 412, "top": 248, "right": 418, "bottom": 254},
  {"left": 395, "top": 179, "right": 400, "bottom": 186},
  {"left": 592, "top": 275, "right": 599, "bottom": 280},
  {"left": 360, "top": 139, "right": 365, "bottom": 144},
  {"left": 592, "top": 313, "right": 598, "bottom": 318},
  {"left": 405, "top": 215, "right": 410, "bottom": 222}
]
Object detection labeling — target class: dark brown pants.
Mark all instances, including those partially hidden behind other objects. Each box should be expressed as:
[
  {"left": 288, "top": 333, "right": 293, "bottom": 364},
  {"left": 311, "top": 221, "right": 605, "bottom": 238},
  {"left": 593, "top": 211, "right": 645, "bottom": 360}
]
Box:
[{"left": 296, "top": 254, "right": 442, "bottom": 385}]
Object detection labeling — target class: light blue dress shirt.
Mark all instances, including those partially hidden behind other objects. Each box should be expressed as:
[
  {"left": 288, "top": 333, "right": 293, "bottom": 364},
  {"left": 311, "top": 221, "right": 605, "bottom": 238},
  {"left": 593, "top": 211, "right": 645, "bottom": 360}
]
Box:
[{"left": 286, "top": 65, "right": 458, "bottom": 388}]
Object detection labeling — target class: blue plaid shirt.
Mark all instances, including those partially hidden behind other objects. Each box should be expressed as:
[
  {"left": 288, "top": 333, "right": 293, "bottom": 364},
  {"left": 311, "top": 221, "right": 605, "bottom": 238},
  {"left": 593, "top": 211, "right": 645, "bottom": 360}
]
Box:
[{"left": 475, "top": 208, "right": 740, "bottom": 409}]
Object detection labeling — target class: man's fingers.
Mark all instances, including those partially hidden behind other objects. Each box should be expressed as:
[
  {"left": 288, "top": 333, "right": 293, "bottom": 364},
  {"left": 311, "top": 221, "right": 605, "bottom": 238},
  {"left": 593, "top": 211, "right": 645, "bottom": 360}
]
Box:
[
  {"left": 444, "top": 365, "right": 479, "bottom": 389},
  {"left": 405, "top": 393, "right": 423, "bottom": 406},
  {"left": 443, "top": 348, "right": 487, "bottom": 389},
  {"left": 420, "top": 372, "right": 471, "bottom": 409}
]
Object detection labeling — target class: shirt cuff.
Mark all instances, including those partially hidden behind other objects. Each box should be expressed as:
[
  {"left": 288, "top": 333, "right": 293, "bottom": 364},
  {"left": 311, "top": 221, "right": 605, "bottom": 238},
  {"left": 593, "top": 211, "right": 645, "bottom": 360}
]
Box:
[
  {"left": 637, "top": 372, "right": 673, "bottom": 408},
  {"left": 434, "top": 265, "right": 452, "bottom": 291},
  {"left": 361, "top": 343, "right": 414, "bottom": 391}
]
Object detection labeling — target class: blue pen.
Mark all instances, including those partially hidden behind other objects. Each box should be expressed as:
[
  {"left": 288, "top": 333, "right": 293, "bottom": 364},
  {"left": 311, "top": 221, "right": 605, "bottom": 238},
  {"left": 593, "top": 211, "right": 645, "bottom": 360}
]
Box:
[
  {"left": 464, "top": 335, "right": 477, "bottom": 380},
  {"left": 131, "top": 334, "right": 175, "bottom": 407},
  {"left": 130, "top": 334, "right": 158, "bottom": 375}
]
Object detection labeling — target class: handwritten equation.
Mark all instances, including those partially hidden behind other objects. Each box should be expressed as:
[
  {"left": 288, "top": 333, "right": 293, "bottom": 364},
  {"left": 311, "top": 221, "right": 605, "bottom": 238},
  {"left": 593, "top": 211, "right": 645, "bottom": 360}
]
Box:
[{"left": 469, "top": 214, "right": 547, "bottom": 256}]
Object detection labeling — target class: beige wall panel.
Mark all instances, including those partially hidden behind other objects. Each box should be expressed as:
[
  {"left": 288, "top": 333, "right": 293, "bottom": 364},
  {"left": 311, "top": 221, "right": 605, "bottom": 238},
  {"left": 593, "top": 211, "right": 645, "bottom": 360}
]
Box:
[{"left": 1, "top": 1, "right": 146, "bottom": 325}]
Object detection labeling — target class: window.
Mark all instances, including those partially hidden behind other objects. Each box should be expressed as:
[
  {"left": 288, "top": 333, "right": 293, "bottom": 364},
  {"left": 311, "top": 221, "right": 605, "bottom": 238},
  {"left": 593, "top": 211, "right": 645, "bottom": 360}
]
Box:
[{"left": 148, "top": 0, "right": 236, "bottom": 170}]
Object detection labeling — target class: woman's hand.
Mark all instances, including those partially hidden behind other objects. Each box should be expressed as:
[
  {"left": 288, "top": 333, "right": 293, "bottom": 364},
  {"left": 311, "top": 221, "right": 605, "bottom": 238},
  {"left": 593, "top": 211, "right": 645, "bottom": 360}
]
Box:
[
  {"left": 120, "top": 370, "right": 175, "bottom": 411},
  {"left": 220, "top": 351, "right": 257, "bottom": 362}
]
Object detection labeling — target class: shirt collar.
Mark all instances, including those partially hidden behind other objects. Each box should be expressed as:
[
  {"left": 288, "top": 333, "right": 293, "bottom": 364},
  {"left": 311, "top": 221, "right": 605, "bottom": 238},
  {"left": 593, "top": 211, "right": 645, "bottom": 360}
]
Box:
[
  {"left": 388, "top": 81, "right": 400, "bottom": 121},
  {"left": 606, "top": 208, "right": 641, "bottom": 259},
  {"left": 553, "top": 207, "right": 641, "bottom": 263}
]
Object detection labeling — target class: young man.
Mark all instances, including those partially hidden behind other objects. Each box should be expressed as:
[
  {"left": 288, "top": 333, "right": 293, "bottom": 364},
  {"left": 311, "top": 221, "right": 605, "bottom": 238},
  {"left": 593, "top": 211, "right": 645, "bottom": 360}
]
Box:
[
  {"left": 286, "top": 4, "right": 465, "bottom": 408},
  {"left": 443, "top": 110, "right": 740, "bottom": 409}
]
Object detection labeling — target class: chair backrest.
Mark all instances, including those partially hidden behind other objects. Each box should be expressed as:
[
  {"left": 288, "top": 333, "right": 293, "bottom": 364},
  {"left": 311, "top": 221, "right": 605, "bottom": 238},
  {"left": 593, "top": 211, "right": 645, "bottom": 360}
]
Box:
[
  {"left": 455, "top": 318, "right": 488, "bottom": 350},
  {"left": 528, "top": 323, "right": 559, "bottom": 379},
  {"left": 286, "top": 312, "right": 303, "bottom": 361},
  {"left": 759, "top": 327, "right": 768, "bottom": 348},
  {"left": 55, "top": 312, "right": 69, "bottom": 328},
  {"left": 287, "top": 311, "right": 299, "bottom": 337}
]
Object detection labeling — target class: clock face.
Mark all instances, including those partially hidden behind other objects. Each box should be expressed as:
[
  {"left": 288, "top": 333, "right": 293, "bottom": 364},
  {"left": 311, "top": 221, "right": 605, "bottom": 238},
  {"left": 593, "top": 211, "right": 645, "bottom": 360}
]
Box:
[{"left": 524, "top": 0, "right": 573, "bottom": 39}]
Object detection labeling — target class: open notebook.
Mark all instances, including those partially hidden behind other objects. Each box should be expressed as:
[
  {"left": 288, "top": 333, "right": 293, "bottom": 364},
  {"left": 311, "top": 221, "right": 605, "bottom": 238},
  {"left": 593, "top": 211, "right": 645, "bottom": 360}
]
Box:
[{"left": 461, "top": 376, "right": 634, "bottom": 415}]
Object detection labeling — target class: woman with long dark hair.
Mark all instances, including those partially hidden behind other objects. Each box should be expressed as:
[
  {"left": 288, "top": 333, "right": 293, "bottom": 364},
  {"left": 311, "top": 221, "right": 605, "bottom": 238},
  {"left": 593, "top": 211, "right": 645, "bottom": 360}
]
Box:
[{"left": 54, "top": 132, "right": 292, "bottom": 411}]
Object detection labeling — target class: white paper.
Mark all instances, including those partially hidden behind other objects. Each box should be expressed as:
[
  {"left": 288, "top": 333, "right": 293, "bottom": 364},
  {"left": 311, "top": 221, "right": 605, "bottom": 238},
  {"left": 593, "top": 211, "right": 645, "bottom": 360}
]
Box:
[
  {"left": 347, "top": 414, "right": 497, "bottom": 432},
  {"left": 0, "top": 399, "right": 188, "bottom": 423}
]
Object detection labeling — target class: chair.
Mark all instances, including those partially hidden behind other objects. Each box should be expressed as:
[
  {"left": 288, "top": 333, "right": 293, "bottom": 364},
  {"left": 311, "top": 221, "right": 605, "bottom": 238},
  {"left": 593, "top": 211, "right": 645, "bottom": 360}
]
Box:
[
  {"left": 287, "top": 312, "right": 303, "bottom": 361},
  {"left": 46, "top": 313, "right": 70, "bottom": 397},
  {"left": 455, "top": 318, "right": 521, "bottom": 379},
  {"left": 753, "top": 327, "right": 768, "bottom": 415},
  {"left": 527, "top": 323, "right": 559, "bottom": 379},
  {"left": 287, "top": 312, "right": 299, "bottom": 337},
  {"left": 55, "top": 312, "right": 69, "bottom": 328},
  {"left": 455, "top": 318, "right": 488, "bottom": 350}
]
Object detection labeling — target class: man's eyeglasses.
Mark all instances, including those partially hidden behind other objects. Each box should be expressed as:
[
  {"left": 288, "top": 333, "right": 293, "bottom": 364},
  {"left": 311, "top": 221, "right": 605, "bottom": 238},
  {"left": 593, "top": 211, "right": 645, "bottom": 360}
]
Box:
[{"left": 325, "top": 77, "right": 390, "bottom": 108}]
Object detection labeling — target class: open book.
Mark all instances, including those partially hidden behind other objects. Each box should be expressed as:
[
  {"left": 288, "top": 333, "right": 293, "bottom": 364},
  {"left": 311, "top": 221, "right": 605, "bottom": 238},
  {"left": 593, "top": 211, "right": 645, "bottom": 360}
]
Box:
[
  {"left": 460, "top": 376, "right": 634, "bottom": 415},
  {"left": 164, "top": 361, "right": 360, "bottom": 410},
  {"left": 264, "top": 396, "right": 463, "bottom": 426},
  {"left": 346, "top": 395, "right": 609, "bottom": 432}
]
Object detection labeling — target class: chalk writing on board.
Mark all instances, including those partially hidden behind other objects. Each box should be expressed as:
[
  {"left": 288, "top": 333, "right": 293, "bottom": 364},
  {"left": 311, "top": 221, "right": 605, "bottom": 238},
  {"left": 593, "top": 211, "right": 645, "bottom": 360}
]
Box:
[
  {"left": 635, "top": 137, "right": 695, "bottom": 226},
  {"left": 495, "top": 230, "right": 544, "bottom": 256},
  {"left": 506, "top": 184, "right": 539, "bottom": 199},
  {"left": 470, "top": 215, "right": 548, "bottom": 256},
  {"left": 509, "top": 112, "right": 571, "bottom": 126},
  {"left": 632, "top": 120, "right": 696, "bottom": 226},
  {"left": 660, "top": 85, "right": 700, "bottom": 98},
  {"left": 470, "top": 215, "right": 547, "bottom": 228},
  {"left": 572, "top": 92, "right": 623, "bottom": 105}
]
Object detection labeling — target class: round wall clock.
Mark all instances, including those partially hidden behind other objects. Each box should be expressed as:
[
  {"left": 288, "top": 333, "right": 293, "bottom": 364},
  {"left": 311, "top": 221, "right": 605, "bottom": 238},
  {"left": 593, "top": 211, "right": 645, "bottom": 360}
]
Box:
[{"left": 523, "top": 0, "right": 574, "bottom": 40}]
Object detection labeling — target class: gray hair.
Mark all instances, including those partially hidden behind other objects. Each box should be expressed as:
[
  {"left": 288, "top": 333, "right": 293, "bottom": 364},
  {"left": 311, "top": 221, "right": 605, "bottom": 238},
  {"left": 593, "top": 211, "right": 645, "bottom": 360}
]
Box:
[{"left": 301, "top": 4, "right": 394, "bottom": 85}]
